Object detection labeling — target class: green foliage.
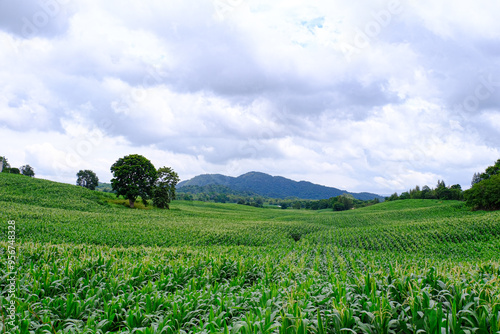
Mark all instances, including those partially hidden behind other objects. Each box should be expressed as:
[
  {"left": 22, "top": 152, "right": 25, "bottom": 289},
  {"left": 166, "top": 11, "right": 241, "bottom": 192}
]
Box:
[
  {"left": 399, "top": 191, "right": 411, "bottom": 199},
  {"left": 179, "top": 184, "right": 272, "bottom": 207},
  {"left": 0, "top": 156, "right": 10, "bottom": 172},
  {"left": 180, "top": 187, "right": 378, "bottom": 211},
  {"left": 303, "top": 194, "right": 370, "bottom": 211},
  {"left": 179, "top": 184, "right": 260, "bottom": 198},
  {"left": 387, "top": 181, "right": 463, "bottom": 201},
  {"left": 153, "top": 167, "right": 180, "bottom": 209},
  {"left": 1, "top": 174, "right": 500, "bottom": 333},
  {"left": 471, "top": 172, "right": 482, "bottom": 186},
  {"left": 20, "top": 164, "right": 35, "bottom": 177},
  {"left": 237, "top": 198, "right": 264, "bottom": 208},
  {"left": 76, "top": 169, "right": 99, "bottom": 190},
  {"left": 9, "top": 167, "right": 20, "bottom": 174},
  {"left": 464, "top": 174, "right": 500, "bottom": 210},
  {"left": 388, "top": 192, "right": 399, "bottom": 201},
  {"left": 332, "top": 202, "right": 345, "bottom": 211},
  {"left": 108, "top": 197, "right": 151, "bottom": 210},
  {"left": 465, "top": 159, "right": 500, "bottom": 211},
  {"left": 336, "top": 194, "right": 354, "bottom": 210},
  {"left": 110, "top": 154, "right": 157, "bottom": 208},
  {"left": 480, "top": 158, "right": 500, "bottom": 180}
]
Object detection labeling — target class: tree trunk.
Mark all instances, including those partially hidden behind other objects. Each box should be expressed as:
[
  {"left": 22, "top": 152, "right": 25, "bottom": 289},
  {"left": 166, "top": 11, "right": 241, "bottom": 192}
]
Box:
[{"left": 129, "top": 198, "right": 135, "bottom": 208}]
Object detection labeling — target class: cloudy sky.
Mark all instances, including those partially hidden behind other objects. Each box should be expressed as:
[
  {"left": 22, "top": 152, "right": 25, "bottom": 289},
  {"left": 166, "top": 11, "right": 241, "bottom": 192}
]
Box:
[{"left": 1, "top": 0, "right": 499, "bottom": 194}]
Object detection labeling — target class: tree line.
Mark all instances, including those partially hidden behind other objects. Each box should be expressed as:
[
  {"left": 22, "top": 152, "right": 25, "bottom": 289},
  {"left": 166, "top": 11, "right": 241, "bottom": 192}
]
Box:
[
  {"left": 177, "top": 184, "right": 266, "bottom": 206},
  {"left": 76, "top": 154, "right": 179, "bottom": 209},
  {"left": 385, "top": 180, "right": 463, "bottom": 201},
  {"left": 274, "top": 195, "right": 380, "bottom": 211},
  {"left": 177, "top": 185, "right": 380, "bottom": 211},
  {"left": 1, "top": 156, "right": 35, "bottom": 177},
  {"left": 383, "top": 158, "right": 500, "bottom": 211}
]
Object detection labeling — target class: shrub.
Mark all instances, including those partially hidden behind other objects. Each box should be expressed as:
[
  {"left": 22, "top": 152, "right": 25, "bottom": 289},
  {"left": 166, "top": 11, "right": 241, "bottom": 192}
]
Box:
[
  {"left": 464, "top": 174, "right": 500, "bottom": 210},
  {"left": 10, "top": 167, "right": 20, "bottom": 174}
]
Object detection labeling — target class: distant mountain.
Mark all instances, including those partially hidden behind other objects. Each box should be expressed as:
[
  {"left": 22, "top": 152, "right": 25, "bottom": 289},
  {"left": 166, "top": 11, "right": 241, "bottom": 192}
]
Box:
[
  {"left": 178, "top": 172, "right": 383, "bottom": 201},
  {"left": 95, "top": 182, "right": 114, "bottom": 193},
  {"left": 177, "top": 184, "right": 260, "bottom": 197}
]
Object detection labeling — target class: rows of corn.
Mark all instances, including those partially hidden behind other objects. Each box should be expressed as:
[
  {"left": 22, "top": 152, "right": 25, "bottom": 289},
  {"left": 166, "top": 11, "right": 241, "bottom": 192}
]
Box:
[{"left": 1, "top": 242, "right": 499, "bottom": 333}]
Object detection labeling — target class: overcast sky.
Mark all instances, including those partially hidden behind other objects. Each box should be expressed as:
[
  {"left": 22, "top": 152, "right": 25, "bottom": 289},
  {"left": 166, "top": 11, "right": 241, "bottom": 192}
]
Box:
[{"left": 1, "top": 0, "right": 499, "bottom": 194}]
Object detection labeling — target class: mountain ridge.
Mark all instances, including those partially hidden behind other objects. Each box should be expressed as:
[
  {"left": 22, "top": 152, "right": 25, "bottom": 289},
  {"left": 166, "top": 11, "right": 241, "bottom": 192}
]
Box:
[{"left": 178, "top": 171, "right": 383, "bottom": 201}]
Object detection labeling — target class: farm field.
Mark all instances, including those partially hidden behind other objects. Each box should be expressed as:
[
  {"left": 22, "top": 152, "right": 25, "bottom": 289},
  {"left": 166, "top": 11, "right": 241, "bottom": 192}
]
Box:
[{"left": 1, "top": 173, "right": 500, "bottom": 333}]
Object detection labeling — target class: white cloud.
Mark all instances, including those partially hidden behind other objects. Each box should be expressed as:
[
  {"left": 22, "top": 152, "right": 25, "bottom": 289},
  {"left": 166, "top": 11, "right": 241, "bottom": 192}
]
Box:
[
  {"left": 406, "top": 0, "right": 500, "bottom": 40},
  {"left": 0, "top": 0, "right": 499, "bottom": 194}
]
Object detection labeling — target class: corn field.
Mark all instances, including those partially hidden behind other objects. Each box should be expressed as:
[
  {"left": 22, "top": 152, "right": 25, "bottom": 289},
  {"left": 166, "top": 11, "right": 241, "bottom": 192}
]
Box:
[{"left": 1, "top": 174, "right": 499, "bottom": 333}]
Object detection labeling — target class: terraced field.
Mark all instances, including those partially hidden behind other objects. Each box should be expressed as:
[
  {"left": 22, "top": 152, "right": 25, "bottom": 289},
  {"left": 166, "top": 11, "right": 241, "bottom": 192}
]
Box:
[{"left": 1, "top": 173, "right": 499, "bottom": 333}]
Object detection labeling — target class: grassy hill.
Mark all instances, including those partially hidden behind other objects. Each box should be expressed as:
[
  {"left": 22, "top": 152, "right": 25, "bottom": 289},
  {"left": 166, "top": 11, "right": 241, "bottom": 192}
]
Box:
[
  {"left": 0, "top": 173, "right": 113, "bottom": 211},
  {"left": 1, "top": 173, "right": 499, "bottom": 333}
]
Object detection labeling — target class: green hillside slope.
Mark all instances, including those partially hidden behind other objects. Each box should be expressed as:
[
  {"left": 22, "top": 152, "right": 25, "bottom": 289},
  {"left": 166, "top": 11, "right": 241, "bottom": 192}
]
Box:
[{"left": 0, "top": 173, "right": 113, "bottom": 211}]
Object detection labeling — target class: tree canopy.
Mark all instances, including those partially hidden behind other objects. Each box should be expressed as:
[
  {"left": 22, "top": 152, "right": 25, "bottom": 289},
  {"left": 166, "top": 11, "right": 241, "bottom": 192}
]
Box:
[
  {"left": 464, "top": 159, "right": 500, "bottom": 211},
  {"left": 76, "top": 170, "right": 99, "bottom": 190},
  {"left": 153, "top": 167, "right": 180, "bottom": 209},
  {"left": 386, "top": 181, "right": 463, "bottom": 201},
  {"left": 464, "top": 174, "right": 500, "bottom": 211},
  {"left": 480, "top": 159, "right": 500, "bottom": 180},
  {"left": 110, "top": 154, "right": 157, "bottom": 208},
  {"left": 9, "top": 167, "right": 20, "bottom": 174},
  {"left": 1, "top": 156, "right": 10, "bottom": 172},
  {"left": 20, "top": 165, "right": 35, "bottom": 177}
]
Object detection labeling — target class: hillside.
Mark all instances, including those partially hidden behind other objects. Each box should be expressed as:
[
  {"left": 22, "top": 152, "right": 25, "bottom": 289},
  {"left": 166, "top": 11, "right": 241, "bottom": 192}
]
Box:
[
  {"left": 0, "top": 173, "right": 113, "bottom": 212},
  {"left": 177, "top": 184, "right": 261, "bottom": 197},
  {"left": 178, "top": 171, "right": 384, "bottom": 200}
]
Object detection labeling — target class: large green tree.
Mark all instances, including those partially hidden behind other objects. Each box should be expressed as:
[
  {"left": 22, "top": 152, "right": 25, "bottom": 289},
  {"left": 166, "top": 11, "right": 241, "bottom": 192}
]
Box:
[
  {"left": 111, "top": 154, "right": 157, "bottom": 208},
  {"left": 76, "top": 170, "right": 99, "bottom": 190},
  {"left": 464, "top": 159, "right": 500, "bottom": 211},
  {"left": 153, "top": 167, "right": 180, "bottom": 209},
  {"left": 464, "top": 174, "right": 500, "bottom": 211},
  {"left": 20, "top": 165, "right": 35, "bottom": 177}
]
